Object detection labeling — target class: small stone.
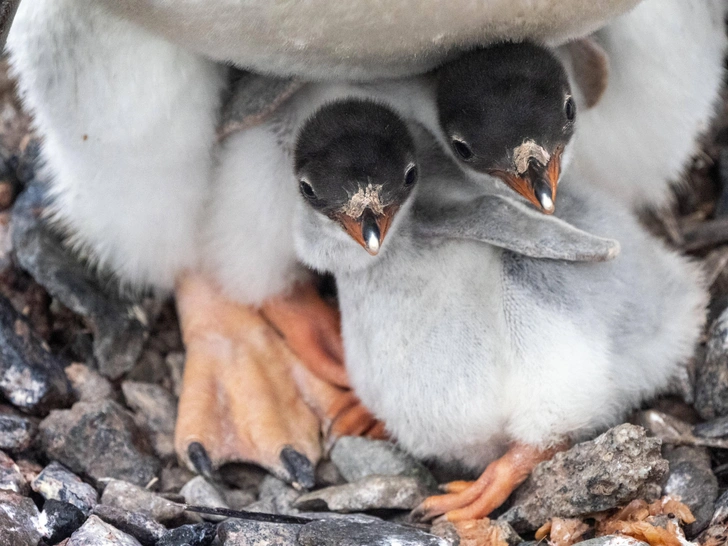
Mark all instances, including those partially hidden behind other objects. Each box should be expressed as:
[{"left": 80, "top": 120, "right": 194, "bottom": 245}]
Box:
[
  {"left": 224, "top": 488, "right": 257, "bottom": 511},
  {"left": 696, "top": 306, "right": 728, "bottom": 419},
  {"left": 164, "top": 352, "right": 185, "bottom": 398},
  {"left": 500, "top": 424, "right": 669, "bottom": 532},
  {"left": 574, "top": 537, "right": 648, "bottom": 546},
  {"left": 38, "top": 500, "right": 86, "bottom": 544},
  {"left": 180, "top": 476, "right": 230, "bottom": 522},
  {"left": 92, "top": 504, "right": 166, "bottom": 546},
  {"left": 429, "top": 521, "right": 460, "bottom": 546},
  {"left": 0, "top": 450, "right": 27, "bottom": 494},
  {"left": 217, "top": 519, "right": 300, "bottom": 546},
  {"left": 294, "top": 475, "right": 428, "bottom": 512},
  {"left": 160, "top": 466, "right": 196, "bottom": 493},
  {"left": 157, "top": 523, "right": 216, "bottom": 546},
  {"left": 31, "top": 461, "right": 98, "bottom": 514},
  {"left": 330, "top": 437, "right": 438, "bottom": 489},
  {"left": 663, "top": 447, "right": 718, "bottom": 536},
  {"left": 101, "top": 479, "right": 184, "bottom": 523},
  {"left": 67, "top": 515, "right": 142, "bottom": 546},
  {"left": 694, "top": 415, "right": 728, "bottom": 438},
  {"left": 65, "top": 363, "right": 115, "bottom": 403},
  {"left": 0, "top": 404, "right": 37, "bottom": 452},
  {"left": 711, "top": 490, "right": 728, "bottom": 526},
  {"left": 0, "top": 489, "right": 41, "bottom": 546},
  {"left": 315, "top": 459, "right": 346, "bottom": 488},
  {"left": 297, "top": 518, "right": 448, "bottom": 546},
  {"left": 246, "top": 475, "right": 300, "bottom": 515},
  {"left": 121, "top": 381, "right": 176, "bottom": 460},
  {"left": 39, "top": 400, "right": 160, "bottom": 486},
  {"left": 16, "top": 458, "right": 42, "bottom": 485},
  {"left": 0, "top": 293, "right": 71, "bottom": 415}
]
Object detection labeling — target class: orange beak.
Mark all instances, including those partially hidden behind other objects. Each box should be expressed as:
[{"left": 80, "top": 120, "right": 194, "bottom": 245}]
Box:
[
  {"left": 490, "top": 146, "right": 563, "bottom": 215},
  {"left": 336, "top": 205, "right": 399, "bottom": 255}
]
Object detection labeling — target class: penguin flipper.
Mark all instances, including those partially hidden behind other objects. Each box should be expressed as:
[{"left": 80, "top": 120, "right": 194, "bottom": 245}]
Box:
[{"left": 414, "top": 193, "right": 620, "bottom": 262}]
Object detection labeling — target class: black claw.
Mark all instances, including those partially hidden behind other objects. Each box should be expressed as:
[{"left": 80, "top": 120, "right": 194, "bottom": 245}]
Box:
[
  {"left": 280, "top": 446, "right": 315, "bottom": 490},
  {"left": 188, "top": 442, "right": 213, "bottom": 479}
]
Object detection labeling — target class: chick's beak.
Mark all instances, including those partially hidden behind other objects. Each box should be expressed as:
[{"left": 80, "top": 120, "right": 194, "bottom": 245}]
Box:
[
  {"left": 491, "top": 146, "right": 563, "bottom": 215},
  {"left": 337, "top": 206, "right": 398, "bottom": 256}
]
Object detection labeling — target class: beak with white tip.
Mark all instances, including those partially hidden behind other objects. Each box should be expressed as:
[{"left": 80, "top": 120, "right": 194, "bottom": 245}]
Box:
[{"left": 336, "top": 206, "right": 398, "bottom": 256}]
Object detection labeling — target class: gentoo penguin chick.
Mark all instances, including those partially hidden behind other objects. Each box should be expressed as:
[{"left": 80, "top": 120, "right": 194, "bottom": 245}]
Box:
[
  {"left": 435, "top": 42, "right": 575, "bottom": 214},
  {"left": 294, "top": 100, "right": 418, "bottom": 256},
  {"left": 293, "top": 109, "right": 707, "bottom": 522}
]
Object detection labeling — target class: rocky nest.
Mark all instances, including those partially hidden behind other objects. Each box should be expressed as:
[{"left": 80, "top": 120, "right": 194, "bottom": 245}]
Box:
[{"left": 1, "top": 59, "right": 728, "bottom": 546}]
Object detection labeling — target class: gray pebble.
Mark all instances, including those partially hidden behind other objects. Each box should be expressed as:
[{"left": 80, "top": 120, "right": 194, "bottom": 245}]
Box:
[
  {"left": 330, "top": 437, "right": 438, "bottom": 490},
  {"left": 39, "top": 399, "right": 160, "bottom": 486},
  {"left": 67, "top": 515, "right": 143, "bottom": 546},
  {"left": 574, "top": 537, "right": 648, "bottom": 546},
  {"left": 93, "top": 504, "right": 167, "bottom": 546},
  {"left": 693, "top": 415, "right": 728, "bottom": 438},
  {"left": 217, "top": 519, "right": 300, "bottom": 546},
  {"left": 121, "top": 381, "right": 176, "bottom": 460},
  {"left": 0, "top": 449, "right": 27, "bottom": 494},
  {"left": 32, "top": 461, "right": 98, "bottom": 514},
  {"left": 294, "top": 475, "right": 428, "bottom": 513},
  {"left": 65, "top": 363, "right": 115, "bottom": 403},
  {"left": 663, "top": 446, "right": 718, "bottom": 536},
  {"left": 711, "top": 490, "right": 728, "bottom": 526},
  {"left": 0, "top": 404, "right": 37, "bottom": 452},
  {"left": 38, "top": 500, "right": 86, "bottom": 544},
  {"left": 159, "top": 466, "right": 196, "bottom": 494},
  {"left": 224, "top": 488, "right": 257, "bottom": 511},
  {"left": 157, "top": 522, "right": 216, "bottom": 546},
  {"left": 180, "top": 476, "right": 230, "bottom": 522},
  {"left": 0, "top": 489, "right": 41, "bottom": 546},
  {"left": 500, "top": 424, "right": 668, "bottom": 532},
  {"left": 101, "top": 479, "right": 184, "bottom": 523},
  {"left": 246, "top": 475, "right": 300, "bottom": 515},
  {"left": 297, "top": 518, "right": 448, "bottom": 546}
]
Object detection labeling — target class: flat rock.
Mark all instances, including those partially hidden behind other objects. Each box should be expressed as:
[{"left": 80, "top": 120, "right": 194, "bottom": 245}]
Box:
[
  {"left": 694, "top": 415, "right": 728, "bottom": 438},
  {"left": 0, "top": 404, "right": 37, "bottom": 451},
  {"left": 696, "top": 306, "right": 728, "bottom": 419},
  {"left": 31, "top": 461, "right": 98, "bottom": 514},
  {"left": 297, "top": 518, "right": 448, "bottom": 546},
  {"left": 67, "top": 515, "right": 142, "bottom": 546},
  {"left": 330, "top": 437, "right": 437, "bottom": 490},
  {"left": 246, "top": 476, "right": 300, "bottom": 515},
  {"left": 121, "top": 381, "right": 176, "bottom": 460},
  {"left": 217, "top": 519, "right": 300, "bottom": 546},
  {"left": 180, "top": 476, "right": 230, "bottom": 522},
  {"left": 0, "top": 489, "right": 41, "bottom": 546},
  {"left": 157, "top": 523, "right": 216, "bottom": 546},
  {"left": 38, "top": 399, "right": 160, "bottom": 486},
  {"left": 0, "top": 292, "right": 71, "bottom": 415},
  {"left": 500, "top": 424, "right": 668, "bottom": 532},
  {"left": 93, "top": 504, "right": 167, "bottom": 546},
  {"left": 663, "top": 447, "right": 718, "bottom": 536},
  {"left": 575, "top": 537, "right": 648, "bottom": 546},
  {"left": 12, "top": 183, "right": 149, "bottom": 380},
  {"left": 101, "top": 479, "right": 184, "bottom": 523},
  {"left": 0, "top": 449, "right": 27, "bottom": 494},
  {"left": 38, "top": 500, "right": 86, "bottom": 544},
  {"left": 294, "top": 475, "right": 428, "bottom": 512},
  {"left": 65, "top": 363, "right": 115, "bottom": 403}
]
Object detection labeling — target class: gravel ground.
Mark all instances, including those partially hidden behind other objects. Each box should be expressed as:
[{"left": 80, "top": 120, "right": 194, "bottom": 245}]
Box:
[{"left": 0, "top": 56, "right": 728, "bottom": 546}]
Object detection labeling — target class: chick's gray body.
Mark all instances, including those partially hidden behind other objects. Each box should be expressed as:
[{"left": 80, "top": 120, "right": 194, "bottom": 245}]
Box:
[{"left": 295, "top": 137, "right": 707, "bottom": 471}]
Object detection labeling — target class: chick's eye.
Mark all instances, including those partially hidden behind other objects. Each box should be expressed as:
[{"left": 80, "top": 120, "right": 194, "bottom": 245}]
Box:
[
  {"left": 404, "top": 164, "right": 418, "bottom": 187},
  {"left": 565, "top": 96, "right": 576, "bottom": 122},
  {"left": 452, "top": 139, "right": 474, "bottom": 160},
  {"left": 299, "top": 180, "right": 316, "bottom": 199}
]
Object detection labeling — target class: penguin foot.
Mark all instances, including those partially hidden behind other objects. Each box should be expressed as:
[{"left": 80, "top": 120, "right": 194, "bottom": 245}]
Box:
[
  {"left": 173, "top": 272, "right": 322, "bottom": 489},
  {"left": 412, "top": 443, "right": 566, "bottom": 522}
]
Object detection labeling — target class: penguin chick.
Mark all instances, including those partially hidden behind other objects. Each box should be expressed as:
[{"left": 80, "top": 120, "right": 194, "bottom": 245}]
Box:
[
  {"left": 293, "top": 119, "right": 707, "bottom": 521},
  {"left": 435, "top": 42, "right": 576, "bottom": 214},
  {"left": 294, "top": 100, "right": 418, "bottom": 257}
]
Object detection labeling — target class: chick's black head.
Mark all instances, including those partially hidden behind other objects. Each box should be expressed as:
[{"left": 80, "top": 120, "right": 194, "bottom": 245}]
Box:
[{"left": 437, "top": 41, "right": 575, "bottom": 173}]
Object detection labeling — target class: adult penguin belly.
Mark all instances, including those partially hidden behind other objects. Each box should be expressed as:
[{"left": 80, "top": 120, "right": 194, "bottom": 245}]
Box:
[
  {"left": 5, "top": 0, "right": 638, "bottom": 487},
  {"left": 99, "top": 0, "right": 640, "bottom": 79}
]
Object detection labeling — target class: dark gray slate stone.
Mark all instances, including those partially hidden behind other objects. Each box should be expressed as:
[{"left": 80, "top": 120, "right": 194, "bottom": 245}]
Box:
[
  {"left": 0, "top": 404, "right": 37, "bottom": 451},
  {"left": 297, "top": 518, "right": 448, "bottom": 546},
  {"left": 92, "top": 504, "right": 166, "bottom": 546},
  {"left": 0, "top": 489, "right": 41, "bottom": 546},
  {"left": 39, "top": 500, "right": 86, "bottom": 544},
  {"left": 663, "top": 446, "right": 718, "bottom": 537},
  {"left": 500, "top": 424, "right": 668, "bottom": 532},
  {"left": 121, "top": 381, "right": 176, "bottom": 460},
  {"left": 31, "top": 461, "right": 98, "bottom": 514},
  {"left": 157, "top": 523, "right": 217, "bottom": 546},
  {"left": 694, "top": 415, "right": 728, "bottom": 438},
  {"left": 330, "top": 437, "right": 437, "bottom": 490},
  {"left": 696, "top": 306, "right": 728, "bottom": 419},
  {"left": 0, "top": 449, "right": 27, "bottom": 494},
  {"left": 0, "top": 291, "right": 71, "bottom": 415},
  {"left": 217, "top": 519, "right": 300, "bottom": 546},
  {"left": 12, "top": 184, "right": 148, "bottom": 379},
  {"left": 39, "top": 400, "right": 160, "bottom": 487}
]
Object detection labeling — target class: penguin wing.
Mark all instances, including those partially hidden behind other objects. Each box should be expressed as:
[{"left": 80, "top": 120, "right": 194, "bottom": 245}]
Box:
[{"left": 414, "top": 193, "right": 620, "bottom": 262}]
